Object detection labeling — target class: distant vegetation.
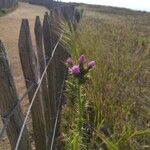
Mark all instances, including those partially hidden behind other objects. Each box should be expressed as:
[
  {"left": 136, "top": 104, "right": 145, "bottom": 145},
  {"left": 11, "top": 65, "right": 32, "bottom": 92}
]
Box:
[
  {"left": 0, "top": 10, "right": 5, "bottom": 17},
  {"left": 18, "top": 0, "right": 28, "bottom": 1},
  {"left": 80, "top": 4, "right": 149, "bottom": 15},
  {"left": 61, "top": 3, "right": 150, "bottom": 149},
  {"left": 0, "top": 5, "right": 18, "bottom": 17}
]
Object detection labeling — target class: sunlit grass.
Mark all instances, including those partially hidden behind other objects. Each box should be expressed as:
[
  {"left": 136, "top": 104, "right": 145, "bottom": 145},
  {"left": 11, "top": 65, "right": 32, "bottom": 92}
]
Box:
[{"left": 61, "top": 4, "right": 150, "bottom": 149}]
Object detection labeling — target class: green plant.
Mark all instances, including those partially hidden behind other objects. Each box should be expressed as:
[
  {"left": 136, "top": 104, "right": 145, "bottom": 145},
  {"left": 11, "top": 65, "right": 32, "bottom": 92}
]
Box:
[{"left": 61, "top": 55, "right": 96, "bottom": 149}]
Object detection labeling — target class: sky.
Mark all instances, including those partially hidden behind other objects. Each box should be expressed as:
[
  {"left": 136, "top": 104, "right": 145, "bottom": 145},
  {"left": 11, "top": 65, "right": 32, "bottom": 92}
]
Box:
[{"left": 61, "top": 0, "right": 150, "bottom": 12}]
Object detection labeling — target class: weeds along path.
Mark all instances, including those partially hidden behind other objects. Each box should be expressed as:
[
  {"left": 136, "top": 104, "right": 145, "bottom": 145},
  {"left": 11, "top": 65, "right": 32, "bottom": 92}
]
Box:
[{"left": 0, "top": 2, "right": 48, "bottom": 149}]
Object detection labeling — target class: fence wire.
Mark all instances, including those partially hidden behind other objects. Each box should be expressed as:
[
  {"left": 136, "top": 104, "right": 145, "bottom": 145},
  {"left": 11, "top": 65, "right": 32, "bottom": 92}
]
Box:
[
  {"left": 15, "top": 34, "right": 63, "bottom": 150},
  {"left": 0, "top": 83, "right": 35, "bottom": 139},
  {"left": 0, "top": 119, "right": 9, "bottom": 139}
]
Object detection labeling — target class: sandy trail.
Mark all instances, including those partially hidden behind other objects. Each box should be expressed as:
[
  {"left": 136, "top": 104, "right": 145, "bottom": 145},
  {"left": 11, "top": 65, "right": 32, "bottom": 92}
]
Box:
[
  {"left": 0, "top": 3, "right": 48, "bottom": 149},
  {"left": 0, "top": 2, "right": 48, "bottom": 94}
]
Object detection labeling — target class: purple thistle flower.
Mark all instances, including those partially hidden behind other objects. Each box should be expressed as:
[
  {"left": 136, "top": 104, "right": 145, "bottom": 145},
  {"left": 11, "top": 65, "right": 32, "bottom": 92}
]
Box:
[
  {"left": 88, "top": 61, "right": 96, "bottom": 70},
  {"left": 70, "top": 65, "right": 80, "bottom": 76},
  {"left": 66, "top": 57, "right": 73, "bottom": 66},
  {"left": 79, "top": 55, "right": 86, "bottom": 64}
]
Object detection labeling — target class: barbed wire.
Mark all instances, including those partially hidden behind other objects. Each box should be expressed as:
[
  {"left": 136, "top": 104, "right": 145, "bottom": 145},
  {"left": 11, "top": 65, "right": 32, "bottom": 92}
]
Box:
[
  {"left": 15, "top": 34, "right": 63, "bottom": 150},
  {"left": 0, "top": 83, "right": 35, "bottom": 139}
]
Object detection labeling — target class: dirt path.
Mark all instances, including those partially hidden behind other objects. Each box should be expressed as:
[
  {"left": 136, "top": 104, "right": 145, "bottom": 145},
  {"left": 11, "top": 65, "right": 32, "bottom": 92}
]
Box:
[
  {"left": 0, "top": 3, "right": 48, "bottom": 149},
  {"left": 0, "top": 2, "right": 48, "bottom": 93}
]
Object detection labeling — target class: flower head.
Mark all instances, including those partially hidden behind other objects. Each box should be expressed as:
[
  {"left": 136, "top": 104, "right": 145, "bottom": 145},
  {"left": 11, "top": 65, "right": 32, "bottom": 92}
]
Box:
[
  {"left": 88, "top": 61, "right": 96, "bottom": 70},
  {"left": 66, "top": 57, "right": 73, "bottom": 66},
  {"left": 79, "top": 55, "right": 86, "bottom": 64},
  {"left": 70, "top": 65, "right": 80, "bottom": 76},
  {"left": 66, "top": 55, "right": 96, "bottom": 82}
]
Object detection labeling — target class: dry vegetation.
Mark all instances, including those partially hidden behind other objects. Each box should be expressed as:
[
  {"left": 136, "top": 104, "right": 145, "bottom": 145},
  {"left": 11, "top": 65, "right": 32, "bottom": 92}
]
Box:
[{"left": 61, "top": 4, "right": 150, "bottom": 149}]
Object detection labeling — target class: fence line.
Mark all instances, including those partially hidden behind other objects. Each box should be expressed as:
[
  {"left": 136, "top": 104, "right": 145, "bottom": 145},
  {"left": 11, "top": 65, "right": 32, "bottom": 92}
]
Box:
[
  {"left": 19, "top": 18, "right": 47, "bottom": 150},
  {"left": 15, "top": 34, "right": 63, "bottom": 150},
  {"left": 34, "top": 16, "right": 51, "bottom": 143},
  {"left": 0, "top": 9, "right": 70, "bottom": 149},
  {"left": 0, "top": 83, "right": 34, "bottom": 139},
  {"left": 0, "top": 40, "right": 31, "bottom": 149}
]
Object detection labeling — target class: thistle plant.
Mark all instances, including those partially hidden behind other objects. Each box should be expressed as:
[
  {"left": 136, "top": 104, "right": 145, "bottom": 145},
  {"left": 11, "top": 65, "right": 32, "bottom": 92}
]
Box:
[{"left": 62, "top": 55, "right": 96, "bottom": 149}]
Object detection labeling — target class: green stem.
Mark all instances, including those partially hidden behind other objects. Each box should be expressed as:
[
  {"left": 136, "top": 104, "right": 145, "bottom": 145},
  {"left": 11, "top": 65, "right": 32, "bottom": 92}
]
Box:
[{"left": 77, "top": 83, "right": 83, "bottom": 134}]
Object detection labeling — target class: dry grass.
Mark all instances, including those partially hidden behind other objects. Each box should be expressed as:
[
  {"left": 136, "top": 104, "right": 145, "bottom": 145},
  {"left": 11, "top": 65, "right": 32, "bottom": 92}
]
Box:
[
  {"left": 0, "top": 2, "right": 48, "bottom": 149},
  {"left": 61, "top": 4, "right": 150, "bottom": 149}
]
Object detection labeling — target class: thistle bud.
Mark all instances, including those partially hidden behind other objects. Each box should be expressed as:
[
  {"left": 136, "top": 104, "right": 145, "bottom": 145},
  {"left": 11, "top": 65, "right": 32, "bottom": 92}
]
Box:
[
  {"left": 66, "top": 57, "right": 73, "bottom": 66},
  {"left": 79, "top": 55, "right": 86, "bottom": 64},
  {"left": 88, "top": 61, "right": 96, "bottom": 70}
]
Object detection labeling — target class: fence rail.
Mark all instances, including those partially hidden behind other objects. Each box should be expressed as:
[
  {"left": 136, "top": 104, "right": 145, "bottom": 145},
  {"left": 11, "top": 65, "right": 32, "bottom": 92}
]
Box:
[{"left": 0, "top": 10, "right": 70, "bottom": 150}]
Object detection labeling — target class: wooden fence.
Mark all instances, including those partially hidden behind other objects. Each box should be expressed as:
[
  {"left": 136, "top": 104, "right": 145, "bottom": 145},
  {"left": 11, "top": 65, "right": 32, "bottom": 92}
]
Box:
[
  {"left": 0, "top": 11, "right": 70, "bottom": 150},
  {"left": 29, "top": 0, "right": 77, "bottom": 28},
  {"left": 0, "top": 0, "right": 18, "bottom": 9},
  {"left": 29, "top": 0, "right": 51, "bottom": 5}
]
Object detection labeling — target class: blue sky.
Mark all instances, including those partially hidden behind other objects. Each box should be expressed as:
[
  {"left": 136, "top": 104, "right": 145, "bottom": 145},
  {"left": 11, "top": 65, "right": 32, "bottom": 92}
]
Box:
[{"left": 62, "top": 0, "right": 150, "bottom": 11}]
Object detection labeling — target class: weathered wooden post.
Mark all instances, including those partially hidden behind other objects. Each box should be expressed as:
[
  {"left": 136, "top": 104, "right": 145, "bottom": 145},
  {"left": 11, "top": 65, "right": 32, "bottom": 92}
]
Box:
[
  {"left": 43, "top": 12, "right": 56, "bottom": 129},
  {"left": 18, "top": 19, "right": 46, "bottom": 150},
  {"left": 34, "top": 16, "right": 52, "bottom": 147},
  {"left": 43, "top": 11, "right": 70, "bottom": 149},
  {"left": 51, "top": 12, "right": 71, "bottom": 150},
  {"left": 0, "top": 41, "right": 31, "bottom": 150}
]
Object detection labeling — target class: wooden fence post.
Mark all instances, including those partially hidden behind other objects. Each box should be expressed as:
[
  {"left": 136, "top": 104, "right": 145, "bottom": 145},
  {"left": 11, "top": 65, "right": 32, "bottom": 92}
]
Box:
[
  {"left": 51, "top": 13, "right": 71, "bottom": 149},
  {"left": 18, "top": 19, "right": 46, "bottom": 150},
  {"left": 34, "top": 16, "right": 51, "bottom": 147},
  {"left": 0, "top": 41, "right": 31, "bottom": 150},
  {"left": 43, "top": 11, "right": 70, "bottom": 149},
  {"left": 43, "top": 12, "right": 63, "bottom": 149},
  {"left": 43, "top": 12, "right": 56, "bottom": 132},
  {"left": 50, "top": 11, "right": 70, "bottom": 107}
]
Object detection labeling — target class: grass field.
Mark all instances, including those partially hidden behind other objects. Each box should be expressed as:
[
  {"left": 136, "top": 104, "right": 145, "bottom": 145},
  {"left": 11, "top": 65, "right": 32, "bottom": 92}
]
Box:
[{"left": 61, "top": 4, "right": 150, "bottom": 149}]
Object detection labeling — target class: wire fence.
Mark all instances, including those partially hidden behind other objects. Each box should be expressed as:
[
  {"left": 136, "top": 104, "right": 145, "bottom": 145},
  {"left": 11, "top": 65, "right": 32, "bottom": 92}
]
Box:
[
  {"left": 0, "top": 11, "right": 70, "bottom": 150},
  {"left": 15, "top": 34, "right": 63, "bottom": 150},
  {"left": 0, "top": 84, "right": 35, "bottom": 139}
]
